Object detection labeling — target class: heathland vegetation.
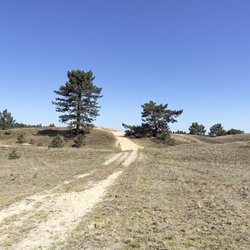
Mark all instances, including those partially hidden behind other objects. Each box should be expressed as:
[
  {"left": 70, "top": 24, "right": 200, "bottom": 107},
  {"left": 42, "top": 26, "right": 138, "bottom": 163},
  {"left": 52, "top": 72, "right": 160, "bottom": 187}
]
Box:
[{"left": 0, "top": 69, "right": 249, "bottom": 249}]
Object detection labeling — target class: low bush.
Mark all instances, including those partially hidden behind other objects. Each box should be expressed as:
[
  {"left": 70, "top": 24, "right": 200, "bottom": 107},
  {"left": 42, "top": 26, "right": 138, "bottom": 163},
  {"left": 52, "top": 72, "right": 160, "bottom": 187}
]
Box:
[
  {"left": 49, "top": 135, "right": 65, "bottom": 148},
  {"left": 8, "top": 149, "right": 20, "bottom": 160},
  {"left": 155, "top": 132, "right": 175, "bottom": 145},
  {"left": 17, "top": 133, "right": 26, "bottom": 144},
  {"left": 73, "top": 134, "right": 85, "bottom": 148}
]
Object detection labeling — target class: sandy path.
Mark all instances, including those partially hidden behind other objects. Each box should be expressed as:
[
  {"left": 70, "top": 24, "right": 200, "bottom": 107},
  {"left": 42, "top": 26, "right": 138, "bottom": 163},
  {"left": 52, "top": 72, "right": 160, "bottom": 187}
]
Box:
[
  {"left": 0, "top": 130, "right": 142, "bottom": 249},
  {"left": 112, "top": 131, "right": 143, "bottom": 151},
  {"left": 13, "top": 171, "right": 122, "bottom": 250}
]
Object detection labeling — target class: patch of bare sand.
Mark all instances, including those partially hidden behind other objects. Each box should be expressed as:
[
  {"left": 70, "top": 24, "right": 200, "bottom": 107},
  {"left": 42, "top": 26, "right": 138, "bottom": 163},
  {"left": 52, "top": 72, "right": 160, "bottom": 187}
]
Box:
[
  {"left": 12, "top": 171, "right": 122, "bottom": 250},
  {"left": 112, "top": 131, "right": 143, "bottom": 151}
]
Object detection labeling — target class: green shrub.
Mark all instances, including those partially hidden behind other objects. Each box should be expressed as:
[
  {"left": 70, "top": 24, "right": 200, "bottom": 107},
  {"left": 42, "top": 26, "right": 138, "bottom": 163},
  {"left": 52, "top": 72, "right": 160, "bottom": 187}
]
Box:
[
  {"left": 4, "top": 130, "right": 11, "bottom": 135},
  {"left": 73, "top": 134, "right": 85, "bottom": 148},
  {"left": 155, "top": 132, "right": 175, "bottom": 145},
  {"left": 49, "top": 135, "right": 65, "bottom": 148},
  {"left": 17, "top": 133, "right": 26, "bottom": 144},
  {"left": 8, "top": 149, "right": 20, "bottom": 160},
  {"left": 156, "top": 131, "right": 168, "bottom": 140},
  {"left": 227, "top": 128, "right": 244, "bottom": 135}
]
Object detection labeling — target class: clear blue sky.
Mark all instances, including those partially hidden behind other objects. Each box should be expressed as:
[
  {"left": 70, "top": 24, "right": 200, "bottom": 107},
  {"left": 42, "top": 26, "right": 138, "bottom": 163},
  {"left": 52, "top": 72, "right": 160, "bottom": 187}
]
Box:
[{"left": 0, "top": 0, "right": 249, "bottom": 132}]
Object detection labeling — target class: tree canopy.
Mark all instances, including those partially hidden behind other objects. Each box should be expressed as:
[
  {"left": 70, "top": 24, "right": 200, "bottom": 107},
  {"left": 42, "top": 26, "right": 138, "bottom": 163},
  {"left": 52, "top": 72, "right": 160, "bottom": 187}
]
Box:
[
  {"left": 0, "top": 109, "right": 15, "bottom": 130},
  {"left": 53, "top": 70, "right": 102, "bottom": 134},
  {"left": 209, "top": 123, "right": 226, "bottom": 137},
  {"left": 123, "top": 101, "right": 183, "bottom": 139},
  {"left": 189, "top": 122, "right": 206, "bottom": 135},
  {"left": 141, "top": 101, "right": 183, "bottom": 137}
]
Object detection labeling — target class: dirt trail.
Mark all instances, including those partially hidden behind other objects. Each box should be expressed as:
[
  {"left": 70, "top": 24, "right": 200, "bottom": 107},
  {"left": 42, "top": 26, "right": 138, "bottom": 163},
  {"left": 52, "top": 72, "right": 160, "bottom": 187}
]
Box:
[
  {"left": 0, "top": 130, "right": 142, "bottom": 249},
  {"left": 103, "top": 131, "right": 143, "bottom": 167}
]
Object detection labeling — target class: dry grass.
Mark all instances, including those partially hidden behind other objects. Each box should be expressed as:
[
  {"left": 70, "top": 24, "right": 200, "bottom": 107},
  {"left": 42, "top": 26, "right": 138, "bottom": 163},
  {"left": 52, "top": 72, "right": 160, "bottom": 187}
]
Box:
[
  {"left": 65, "top": 136, "right": 250, "bottom": 250},
  {"left": 0, "top": 128, "right": 118, "bottom": 209},
  {"left": 1, "top": 129, "right": 250, "bottom": 249}
]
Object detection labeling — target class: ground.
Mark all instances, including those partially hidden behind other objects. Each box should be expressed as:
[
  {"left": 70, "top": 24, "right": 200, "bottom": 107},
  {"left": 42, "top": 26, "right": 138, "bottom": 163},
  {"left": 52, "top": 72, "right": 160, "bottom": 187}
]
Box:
[{"left": 0, "top": 128, "right": 249, "bottom": 249}]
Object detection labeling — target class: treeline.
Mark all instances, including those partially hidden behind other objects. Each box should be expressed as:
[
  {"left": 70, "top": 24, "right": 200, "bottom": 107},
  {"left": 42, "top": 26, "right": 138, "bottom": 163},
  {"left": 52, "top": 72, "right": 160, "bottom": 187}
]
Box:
[
  {"left": 122, "top": 101, "right": 244, "bottom": 143},
  {"left": 0, "top": 109, "right": 54, "bottom": 129},
  {"left": 177, "top": 122, "right": 244, "bottom": 136}
]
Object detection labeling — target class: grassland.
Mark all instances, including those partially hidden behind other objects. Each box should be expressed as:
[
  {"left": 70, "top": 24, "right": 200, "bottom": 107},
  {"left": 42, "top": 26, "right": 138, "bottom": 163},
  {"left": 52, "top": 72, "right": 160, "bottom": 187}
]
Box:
[
  {"left": 0, "top": 128, "right": 249, "bottom": 249},
  {"left": 0, "top": 127, "right": 118, "bottom": 209},
  {"left": 65, "top": 134, "right": 250, "bottom": 249}
]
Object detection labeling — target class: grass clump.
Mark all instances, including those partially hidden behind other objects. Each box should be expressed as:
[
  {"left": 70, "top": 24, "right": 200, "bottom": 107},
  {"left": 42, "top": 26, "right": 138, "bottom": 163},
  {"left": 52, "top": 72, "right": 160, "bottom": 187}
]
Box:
[
  {"left": 17, "top": 133, "right": 26, "bottom": 144},
  {"left": 29, "top": 138, "right": 35, "bottom": 145},
  {"left": 49, "top": 135, "right": 65, "bottom": 148},
  {"left": 8, "top": 149, "right": 20, "bottom": 160},
  {"left": 73, "top": 134, "right": 85, "bottom": 148}
]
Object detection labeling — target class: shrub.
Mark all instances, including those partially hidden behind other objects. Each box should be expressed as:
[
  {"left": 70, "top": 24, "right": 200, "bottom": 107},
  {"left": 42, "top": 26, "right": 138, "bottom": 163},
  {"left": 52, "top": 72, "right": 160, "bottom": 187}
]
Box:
[
  {"left": 37, "top": 142, "right": 43, "bottom": 147},
  {"left": 82, "top": 125, "right": 93, "bottom": 134},
  {"left": 122, "top": 123, "right": 151, "bottom": 138},
  {"left": 156, "top": 132, "right": 175, "bottom": 145},
  {"left": 4, "top": 130, "right": 12, "bottom": 135},
  {"left": 49, "top": 135, "right": 65, "bottom": 148},
  {"left": 8, "top": 149, "right": 20, "bottom": 160},
  {"left": 175, "top": 130, "right": 186, "bottom": 134},
  {"left": 49, "top": 123, "right": 55, "bottom": 127},
  {"left": 227, "top": 129, "right": 244, "bottom": 135},
  {"left": 156, "top": 131, "right": 168, "bottom": 140},
  {"left": 73, "top": 134, "right": 86, "bottom": 148},
  {"left": 17, "top": 133, "right": 26, "bottom": 144}
]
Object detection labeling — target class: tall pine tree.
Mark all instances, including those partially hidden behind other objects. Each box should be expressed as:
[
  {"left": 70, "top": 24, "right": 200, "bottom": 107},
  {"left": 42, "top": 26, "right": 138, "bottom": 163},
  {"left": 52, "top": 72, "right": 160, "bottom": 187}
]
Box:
[{"left": 53, "top": 70, "right": 102, "bottom": 134}]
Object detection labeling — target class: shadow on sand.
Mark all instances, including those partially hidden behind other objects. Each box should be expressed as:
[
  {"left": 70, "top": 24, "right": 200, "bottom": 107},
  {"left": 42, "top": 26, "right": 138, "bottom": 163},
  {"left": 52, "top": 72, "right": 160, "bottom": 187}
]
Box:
[{"left": 36, "top": 129, "right": 84, "bottom": 138}]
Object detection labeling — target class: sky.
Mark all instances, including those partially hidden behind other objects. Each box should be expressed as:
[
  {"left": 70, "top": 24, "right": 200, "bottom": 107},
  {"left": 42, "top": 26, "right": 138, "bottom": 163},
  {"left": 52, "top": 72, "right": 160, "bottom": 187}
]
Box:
[{"left": 0, "top": 0, "right": 249, "bottom": 132}]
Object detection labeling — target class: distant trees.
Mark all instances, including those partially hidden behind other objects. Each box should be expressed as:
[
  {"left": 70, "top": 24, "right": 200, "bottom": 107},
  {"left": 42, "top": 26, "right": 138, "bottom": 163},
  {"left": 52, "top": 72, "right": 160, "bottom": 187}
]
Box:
[
  {"left": 227, "top": 128, "right": 244, "bottom": 135},
  {"left": 0, "top": 109, "right": 15, "bottom": 130},
  {"left": 189, "top": 122, "right": 206, "bottom": 135},
  {"left": 123, "top": 101, "right": 183, "bottom": 140},
  {"left": 209, "top": 123, "right": 226, "bottom": 137},
  {"left": 53, "top": 70, "right": 102, "bottom": 134}
]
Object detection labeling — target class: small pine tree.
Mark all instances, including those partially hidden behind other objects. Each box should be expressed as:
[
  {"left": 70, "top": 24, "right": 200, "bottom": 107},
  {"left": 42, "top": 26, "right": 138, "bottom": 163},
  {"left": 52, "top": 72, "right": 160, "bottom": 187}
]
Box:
[
  {"left": 8, "top": 149, "right": 20, "bottom": 160},
  {"left": 17, "top": 133, "right": 26, "bottom": 144},
  {"left": 73, "top": 134, "right": 85, "bottom": 148},
  {"left": 49, "top": 135, "right": 65, "bottom": 148}
]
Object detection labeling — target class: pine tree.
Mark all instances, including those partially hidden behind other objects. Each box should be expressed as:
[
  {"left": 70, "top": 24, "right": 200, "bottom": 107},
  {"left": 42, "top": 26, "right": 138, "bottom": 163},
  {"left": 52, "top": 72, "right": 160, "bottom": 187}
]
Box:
[
  {"left": 189, "top": 122, "right": 206, "bottom": 135},
  {"left": 53, "top": 70, "right": 102, "bottom": 134},
  {"left": 0, "top": 109, "right": 15, "bottom": 130},
  {"left": 141, "top": 101, "right": 183, "bottom": 137},
  {"left": 123, "top": 101, "right": 183, "bottom": 139},
  {"left": 209, "top": 123, "right": 226, "bottom": 137}
]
